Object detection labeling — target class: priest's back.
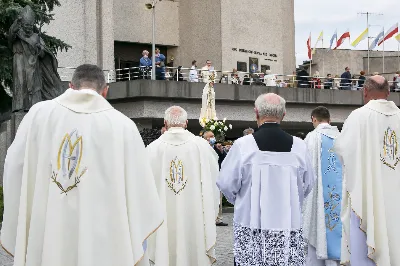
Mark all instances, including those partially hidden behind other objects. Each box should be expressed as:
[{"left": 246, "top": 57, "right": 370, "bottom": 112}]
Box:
[
  {"left": 334, "top": 99, "right": 400, "bottom": 266},
  {"left": 217, "top": 122, "right": 315, "bottom": 266},
  {"left": 1, "top": 65, "right": 163, "bottom": 266},
  {"left": 146, "top": 126, "right": 219, "bottom": 266}
]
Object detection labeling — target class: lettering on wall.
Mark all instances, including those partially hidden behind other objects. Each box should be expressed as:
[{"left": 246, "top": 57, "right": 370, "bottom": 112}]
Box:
[{"left": 232, "top": 48, "right": 278, "bottom": 62}]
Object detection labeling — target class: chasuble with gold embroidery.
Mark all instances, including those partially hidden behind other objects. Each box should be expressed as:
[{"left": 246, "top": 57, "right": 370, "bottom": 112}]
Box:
[
  {"left": 146, "top": 127, "right": 219, "bottom": 266},
  {"left": 1, "top": 89, "right": 163, "bottom": 266},
  {"left": 334, "top": 99, "right": 400, "bottom": 266}
]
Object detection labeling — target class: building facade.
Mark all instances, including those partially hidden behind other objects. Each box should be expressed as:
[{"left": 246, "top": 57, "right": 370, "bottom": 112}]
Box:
[
  {"left": 44, "top": 0, "right": 295, "bottom": 76},
  {"left": 308, "top": 48, "right": 400, "bottom": 78}
]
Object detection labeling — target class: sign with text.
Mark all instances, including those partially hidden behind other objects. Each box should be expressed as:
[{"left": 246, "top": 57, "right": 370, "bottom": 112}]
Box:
[{"left": 232, "top": 48, "right": 278, "bottom": 62}]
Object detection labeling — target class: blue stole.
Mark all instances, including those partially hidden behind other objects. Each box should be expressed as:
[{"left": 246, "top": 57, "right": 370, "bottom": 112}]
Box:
[{"left": 320, "top": 134, "right": 343, "bottom": 260}]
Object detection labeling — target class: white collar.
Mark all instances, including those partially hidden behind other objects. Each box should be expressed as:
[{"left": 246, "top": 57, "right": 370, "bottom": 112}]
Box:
[
  {"left": 365, "top": 100, "right": 400, "bottom": 116},
  {"left": 55, "top": 88, "right": 114, "bottom": 114},
  {"left": 160, "top": 127, "right": 194, "bottom": 146}
]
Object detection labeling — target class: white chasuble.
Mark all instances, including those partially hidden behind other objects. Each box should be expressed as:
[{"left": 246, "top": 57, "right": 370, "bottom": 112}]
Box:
[
  {"left": 1, "top": 89, "right": 163, "bottom": 266},
  {"left": 217, "top": 135, "right": 315, "bottom": 266},
  {"left": 333, "top": 100, "right": 400, "bottom": 266},
  {"left": 146, "top": 128, "right": 219, "bottom": 266},
  {"left": 304, "top": 124, "right": 342, "bottom": 266}
]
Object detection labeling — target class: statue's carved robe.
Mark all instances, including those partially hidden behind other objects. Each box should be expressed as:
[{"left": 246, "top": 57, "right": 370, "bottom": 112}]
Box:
[{"left": 9, "top": 24, "right": 63, "bottom": 112}]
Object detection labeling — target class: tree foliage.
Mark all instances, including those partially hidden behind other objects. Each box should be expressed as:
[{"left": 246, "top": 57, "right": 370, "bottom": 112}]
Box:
[{"left": 0, "top": 0, "right": 71, "bottom": 113}]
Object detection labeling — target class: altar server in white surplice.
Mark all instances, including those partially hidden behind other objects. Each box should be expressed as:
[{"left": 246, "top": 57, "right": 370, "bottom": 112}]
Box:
[
  {"left": 333, "top": 76, "right": 400, "bottom": 266},
  {"left": 146, "top": 106, "right": 219, "bottom": 266},
  {"left": 303, "top": 106, "right": 343, "bottom": 266},
  {"left": 1, "top": 64, "right": 163, "bottom": 266},
  {"left": 217, "top": 93, "right": 316, "bottom": 266}
]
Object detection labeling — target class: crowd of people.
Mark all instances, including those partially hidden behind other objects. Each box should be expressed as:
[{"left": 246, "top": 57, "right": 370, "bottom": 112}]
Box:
[
  {"left": 1, "top": 64, "right": 400, "bottom": 266},
  {"left": 138, "top": 50, "right": 400, "bottom": 92}
]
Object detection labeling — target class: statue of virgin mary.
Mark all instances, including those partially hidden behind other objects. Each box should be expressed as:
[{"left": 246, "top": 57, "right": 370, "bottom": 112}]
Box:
[{"left": 199, "top": 72, "right": 218, "bottom": 126}]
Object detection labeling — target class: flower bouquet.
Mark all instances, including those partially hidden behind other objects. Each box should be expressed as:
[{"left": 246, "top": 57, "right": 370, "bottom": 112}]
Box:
[{"left": 201, "top": 117, "right": 232, "bottom": 142}]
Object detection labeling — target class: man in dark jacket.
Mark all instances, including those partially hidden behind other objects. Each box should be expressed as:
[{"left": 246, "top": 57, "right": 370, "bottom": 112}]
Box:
[
  {"left": 340, "top": 67, "right": 352, "bottom": 90},
  {"left": 297, "top": 67, "right": 310, "bottom": 88}
]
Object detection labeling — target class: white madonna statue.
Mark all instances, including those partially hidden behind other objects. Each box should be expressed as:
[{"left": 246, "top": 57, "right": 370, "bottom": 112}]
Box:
[{"left": 199, "top": 72, "right": 218, "bottom": 126}]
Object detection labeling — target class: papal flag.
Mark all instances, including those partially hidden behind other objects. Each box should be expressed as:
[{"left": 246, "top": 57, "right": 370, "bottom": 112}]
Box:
[
  {"left": 351, "top": 28, "right": 368, "bottom": 47},
  {"left": 396, "top": 33, "right": 400, "bottom": 43},
  {"left": 312, "top": 31, "right": 323, "bottom": 54}
]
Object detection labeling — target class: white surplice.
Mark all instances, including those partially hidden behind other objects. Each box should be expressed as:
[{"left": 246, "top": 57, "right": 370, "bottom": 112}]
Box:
[
  {"left": 146, "top": 128, "right": 219, "bottom": 266},
  {"left": 333, "top": 100, "right": 400, "bottom": 266},
  {"left": 217, "top": 135, "right": 315, "bottom": 266},
  {"left": 303, "top": 123, "right": 341, "bottom": 266},
  {"left": 1, "top": 89, "right": 163, "bottom": 266}
]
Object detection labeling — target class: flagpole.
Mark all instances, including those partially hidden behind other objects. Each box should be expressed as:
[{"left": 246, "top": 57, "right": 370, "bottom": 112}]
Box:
[
  {"left": 310, "top": 33, "right": 312, "bottom": 87},
  {"left": 322, "top": 35, "right": 325, "bottom": 76},
  {"left": 367, "top": 14, "right": 370, "bottom": 75},
  {"left": 383, "top": 27, "right": 385, "bottom": 74},
  {"left": 349, "top": 30, "right": 352, "bottom": 74},
  {"left": 398, "top": 42, "right": 400, "bottom": 71}
]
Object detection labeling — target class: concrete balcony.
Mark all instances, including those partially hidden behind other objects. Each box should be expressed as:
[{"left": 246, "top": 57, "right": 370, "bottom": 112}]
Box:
[{"left": 107, "top": 80, "right": 400, "bottom": 134}]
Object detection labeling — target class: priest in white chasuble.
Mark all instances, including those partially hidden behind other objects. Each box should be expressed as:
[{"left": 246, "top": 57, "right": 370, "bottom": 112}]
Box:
[
  {"left": 146, "top": 106, "right": 219, "bottom": 266},
  {"left": 333, "top": 75, "right": 400, "bottom": 266},
  {"left": 217, "top": 93, "right": 316, "bottom": 266},
  {"left": 303, "top": 106, "right": 343, "bottom": 266},
  {"left": 1, "top": 64, "right": 163, "bottom": 266}
]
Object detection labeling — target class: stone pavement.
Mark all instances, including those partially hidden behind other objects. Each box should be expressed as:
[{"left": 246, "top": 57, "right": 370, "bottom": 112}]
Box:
[{"left": 0, "top": 213, "right": 234, "bottom": 266}]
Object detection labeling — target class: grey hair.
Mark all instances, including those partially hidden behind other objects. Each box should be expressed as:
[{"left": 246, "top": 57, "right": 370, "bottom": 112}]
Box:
[
  {"left": 71, "top": 64, "right": 106, "bottom": 92},
  {"left": 243, "top": 128, "right": 254, "bottom": 136},
  {"left": 142, "top": 50, "right": 149, "bottom": 55},
  {"left": 255, "top": 93, "right": 286, "bottom": 119},
  {"left": 164, "top": 106, "right": 188, "bottom": 126}
]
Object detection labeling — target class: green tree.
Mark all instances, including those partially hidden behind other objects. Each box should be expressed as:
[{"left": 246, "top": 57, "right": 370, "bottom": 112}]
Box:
[{"left": 0, "top": 0, "right": 71, "bottom": 113}]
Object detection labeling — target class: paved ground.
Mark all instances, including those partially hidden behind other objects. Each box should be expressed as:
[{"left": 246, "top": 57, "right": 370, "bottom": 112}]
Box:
[{"left": 0, "top": 213, "right": 234, "bottom": 266}]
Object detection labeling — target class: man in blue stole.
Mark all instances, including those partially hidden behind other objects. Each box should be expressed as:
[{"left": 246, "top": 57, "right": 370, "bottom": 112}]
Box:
[{"left": 303, "top": 106, "right": 343, "bottom": 266}]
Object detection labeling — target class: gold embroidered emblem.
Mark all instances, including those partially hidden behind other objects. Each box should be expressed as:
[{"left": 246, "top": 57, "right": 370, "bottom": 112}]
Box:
[
  {"left": 380, "top": 127, "right": 400, "bottom": 170},
  {"left": 51, "top": 130, "right": 87, "bottom": 194},
  {"left": 166, "top": 157, "right": 187, "bottom": 195}
]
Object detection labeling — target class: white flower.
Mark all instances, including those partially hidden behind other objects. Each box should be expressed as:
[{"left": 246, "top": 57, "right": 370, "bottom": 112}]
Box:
[
  {"left": 210, "top": 125, "right": 215, "bottom": 130},
  {"left": 223, "top": 118, "right": 227, "bottom": 122},
  {"left": 219, "top": 129, "right": 222, "bottom": 132},
  {"left": 219, "top": 121, "right": 223, "bottom": 125},
  {"left": 229, "top": 124, "right": 232, "bottom": 129},
  {"left": 214, "top": 122, "right": 218, "bottom": 126},
  {"left": 205, "top": 119, "right": 209, "bottom": 123},
  {"left": 224, "top": 126, "right": 228, "bottom": 131}
]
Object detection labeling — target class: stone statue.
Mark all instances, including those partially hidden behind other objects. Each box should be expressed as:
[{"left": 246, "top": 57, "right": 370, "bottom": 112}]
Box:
[{"left": 8, "top": 5, "right": 63, "bottom": 112}]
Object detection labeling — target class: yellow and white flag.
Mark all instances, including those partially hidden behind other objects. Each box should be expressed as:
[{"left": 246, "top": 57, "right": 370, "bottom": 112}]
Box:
[
  {"left": 312, "top": 31, "right": 323, "bottom": 54},
  {"left": 351, "top": 28, "right": 368, "bottom": 47},
  {"left": 395, "top": 33, "right": 400, "bottom": 43}
]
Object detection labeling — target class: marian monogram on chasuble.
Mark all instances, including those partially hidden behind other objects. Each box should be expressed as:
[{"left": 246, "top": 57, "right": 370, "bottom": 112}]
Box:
[
  {"left": 50, "top": 130, "right": 87, "bottom": 194},
  {"left": 321, "top": 134, "right": 343, "bottom": 260},
  {"left": 380, "top": 127, "right": 400, "bottom": 170},
  {"left": 166, "top": 157, "right": 187, "bottom": 195}
]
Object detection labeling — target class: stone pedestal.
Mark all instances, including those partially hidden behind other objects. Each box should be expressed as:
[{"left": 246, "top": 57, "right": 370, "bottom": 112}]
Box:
[{"left": 0, "top": 111, "right": 26, "bottom": 184}]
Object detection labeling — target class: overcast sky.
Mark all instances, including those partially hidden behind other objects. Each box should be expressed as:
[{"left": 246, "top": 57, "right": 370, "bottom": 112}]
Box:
[{"left": 294, "top": 0, "right": 400, "bottom": 66}]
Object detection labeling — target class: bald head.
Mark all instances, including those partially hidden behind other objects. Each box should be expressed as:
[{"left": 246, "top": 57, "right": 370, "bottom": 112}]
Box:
[
  {"left": 364, "top": 75, "right": 389, "bottom": 92},
  {"left": 255, "top": 93, "right": 286, "bottom": 123},
  {"left": 164, "top": 106, "right": 188, "bottom": 128},
  {"left": 363, "top": 75, "right": 390, "bottom": 103}
]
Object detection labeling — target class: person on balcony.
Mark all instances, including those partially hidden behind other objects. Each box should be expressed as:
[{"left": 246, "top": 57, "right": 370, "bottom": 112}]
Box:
[
  {"left": 140, "top": 50, "right": 152, "bottom": 79},
  {"left": 155, "top": 48, "right": 166, "bottom": 80}
]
